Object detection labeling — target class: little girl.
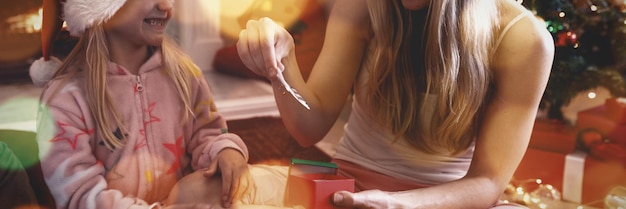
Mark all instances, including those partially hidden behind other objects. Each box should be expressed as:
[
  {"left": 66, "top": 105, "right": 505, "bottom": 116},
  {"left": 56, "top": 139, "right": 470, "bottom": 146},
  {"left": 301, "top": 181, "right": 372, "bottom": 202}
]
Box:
[{"left": 29, "top": 0, "right": 252, "bottom": 208}]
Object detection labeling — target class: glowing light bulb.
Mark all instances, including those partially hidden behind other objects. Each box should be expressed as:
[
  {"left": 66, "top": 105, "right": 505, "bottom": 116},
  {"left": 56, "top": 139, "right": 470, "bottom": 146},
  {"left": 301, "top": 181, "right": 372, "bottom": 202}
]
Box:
[{"left": 588, "top": 92, "right": 597, "bottom": 99}]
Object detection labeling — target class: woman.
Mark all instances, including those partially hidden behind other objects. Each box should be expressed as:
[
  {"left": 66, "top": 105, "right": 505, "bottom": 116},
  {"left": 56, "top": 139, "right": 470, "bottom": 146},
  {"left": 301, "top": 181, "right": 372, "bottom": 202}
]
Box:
[{"left": 172, "top": 0, "right": 554, "bottom": 208}]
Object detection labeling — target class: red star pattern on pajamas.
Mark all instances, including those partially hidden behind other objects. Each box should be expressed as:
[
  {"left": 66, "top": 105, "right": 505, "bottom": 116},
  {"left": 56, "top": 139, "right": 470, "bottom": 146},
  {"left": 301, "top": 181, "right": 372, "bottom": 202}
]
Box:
[
  {"left": 163, "top": 136, "right": 184, "bottom": 174},
  {"left": 134, "top": 102, "right": 162, "bottom": 151},
  {"left": 143, "top": 102, "right": 161, "bottom": 126},
  {"left": 50, "top": 119, "right": 95, "bottom": 150},
  {"left": 134, "top": 130, "right": 147, "bottom": 151}
]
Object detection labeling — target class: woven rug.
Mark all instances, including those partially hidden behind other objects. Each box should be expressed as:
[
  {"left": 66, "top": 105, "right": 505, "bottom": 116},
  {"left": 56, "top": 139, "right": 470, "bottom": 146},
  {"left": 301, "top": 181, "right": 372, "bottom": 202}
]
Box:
[{"left": 227, "top": 117, "right": 331, "bottom": 166}]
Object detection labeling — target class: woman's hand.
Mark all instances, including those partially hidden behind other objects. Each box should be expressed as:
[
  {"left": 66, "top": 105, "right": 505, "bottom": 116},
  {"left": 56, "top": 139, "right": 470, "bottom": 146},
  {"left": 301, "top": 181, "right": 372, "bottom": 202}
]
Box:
[
  {"left": 333, "top": 190, "right": 398, "bottom": 209},
  {"left": 237, "top": 17, "right": 295, "bottom": 81},
  {"left": 203, "top": 148, "right": 256, "bottom": 208}
]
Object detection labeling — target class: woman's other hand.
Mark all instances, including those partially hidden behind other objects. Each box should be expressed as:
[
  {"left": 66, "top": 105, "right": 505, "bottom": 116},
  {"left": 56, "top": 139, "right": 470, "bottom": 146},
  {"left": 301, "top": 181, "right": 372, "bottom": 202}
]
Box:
[
  {"left": 237, "top": 17, "right": 295, "bottom": 82},
  {"left": 204, "top": 148, "right": 256, "bottom": 208},
  {"left": 333, "top": 190, "right": 404, "bottom": 209}
]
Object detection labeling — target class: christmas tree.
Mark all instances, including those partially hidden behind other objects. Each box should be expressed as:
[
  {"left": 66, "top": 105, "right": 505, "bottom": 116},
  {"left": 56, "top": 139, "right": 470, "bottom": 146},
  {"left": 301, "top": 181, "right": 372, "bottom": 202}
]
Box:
[{"left": 521, "top": 0, "right": 626, "bottom": 121}]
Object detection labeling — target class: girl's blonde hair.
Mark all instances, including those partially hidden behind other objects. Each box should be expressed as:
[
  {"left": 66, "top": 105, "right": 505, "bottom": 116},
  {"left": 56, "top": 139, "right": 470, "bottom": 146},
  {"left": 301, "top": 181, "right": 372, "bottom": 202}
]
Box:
[
  {"left": 366, "top": 0, "right": 500, "bottom": 154},
  {"left": 44, "top": 25, "right": 197, "bottom": 150}
]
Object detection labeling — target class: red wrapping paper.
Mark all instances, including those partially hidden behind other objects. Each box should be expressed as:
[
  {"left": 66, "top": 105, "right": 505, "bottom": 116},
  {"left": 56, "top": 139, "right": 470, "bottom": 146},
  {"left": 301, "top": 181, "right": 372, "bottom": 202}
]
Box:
[
  {"left": 606, "top": 98, "right": 626, "bottom": 124},
  {"left": 577, "top": 105, "right": 626, "bottom": 147},
  {"left": 579, "top": 129, "right": 626, "bottom": 167},
  {"left": 284, "top": 173, "right": 355, "bottom": 209},
  {"left": 529, "top": 118, "right": 578, "bottom": 154}
]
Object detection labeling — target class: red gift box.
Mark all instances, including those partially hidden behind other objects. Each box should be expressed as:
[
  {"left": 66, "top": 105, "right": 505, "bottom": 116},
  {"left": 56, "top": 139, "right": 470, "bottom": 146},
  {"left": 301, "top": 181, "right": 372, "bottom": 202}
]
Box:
[
  {"left": 284, "top": 173, "right": 355, "bottom": 209},
  {"left": 529, "top": 118, "right": 578, "bottom": 154},
  {"left": 578, "top": 129, "right": 626, "bottom": 166},
  {"left": 514, "top": 148, "right": 626, "bottom": 204},
  {"left": 577, "top": 105, "right": 626, "bottom": 147},
  {"left": 284, "top": 159, "right": 355, "bottom": 209},
  {"left": 606, "top": 98, "right": 626, "bottom": 124}
]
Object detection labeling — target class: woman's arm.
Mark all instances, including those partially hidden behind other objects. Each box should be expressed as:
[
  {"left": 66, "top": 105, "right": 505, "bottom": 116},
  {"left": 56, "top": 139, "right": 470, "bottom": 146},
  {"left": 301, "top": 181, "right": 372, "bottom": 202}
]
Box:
[
  {"left": 462, "top": 9, "right": 555, "bottom": 207},
  {"left": 333, "top": 11, "right": 555, "bottom": 209},
  {"left": 237, "top": 0, "right": 370, "bottom": 147}
]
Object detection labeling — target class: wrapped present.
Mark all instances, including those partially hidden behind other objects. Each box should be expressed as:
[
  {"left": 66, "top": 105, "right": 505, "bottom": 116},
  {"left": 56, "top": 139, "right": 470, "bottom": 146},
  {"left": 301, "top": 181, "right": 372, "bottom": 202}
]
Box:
[
  {"left": 529, "top": 118, "right": 578, "bottom": 154},
  {"left": 514, "top": 148, "right": 626, "bottom": 205},
  {"left": 284, "top": 159, "right": 355, "bottom": 209},
  {"left": 284, "top": 173, "right": 355, "bottom": 209},
  {"left": 606, "top": 98, "right": 626, "bottom": 124},
  {"left": 578, "top": 129, "right": 626, "bottom": 167},
  {"left": 577, "top": 105, "right": 626, "bottom": 147}
]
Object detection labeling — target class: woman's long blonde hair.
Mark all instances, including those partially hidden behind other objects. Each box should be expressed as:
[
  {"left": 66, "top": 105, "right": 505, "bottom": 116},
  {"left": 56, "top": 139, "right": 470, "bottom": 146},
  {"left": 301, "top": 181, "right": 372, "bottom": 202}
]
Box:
[
  {"left": 366, "top": 0, "right": 500, "bottom": 154},
  {"left": 44, "top": 25, "right": 197, "bottom": 150}
]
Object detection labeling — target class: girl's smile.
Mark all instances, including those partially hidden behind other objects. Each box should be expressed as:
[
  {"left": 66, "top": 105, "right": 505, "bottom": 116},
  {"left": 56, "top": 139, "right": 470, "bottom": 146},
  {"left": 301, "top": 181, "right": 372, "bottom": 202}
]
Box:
[{"left": 143, "top": 18, "right": 169, "bottom": 32}]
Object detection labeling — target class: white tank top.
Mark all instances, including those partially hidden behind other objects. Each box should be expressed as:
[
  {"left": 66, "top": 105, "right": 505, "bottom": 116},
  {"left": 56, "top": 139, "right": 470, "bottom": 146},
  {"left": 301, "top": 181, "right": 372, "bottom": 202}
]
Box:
[{"left": 333, "top": 8, "right": 533, "bottom": 186}]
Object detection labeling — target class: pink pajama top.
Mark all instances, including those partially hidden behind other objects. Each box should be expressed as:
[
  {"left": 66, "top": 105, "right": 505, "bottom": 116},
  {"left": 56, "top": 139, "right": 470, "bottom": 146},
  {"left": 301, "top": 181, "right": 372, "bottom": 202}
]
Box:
[{"left": 36, "top": 50, "right": 248, "bottom": 209}]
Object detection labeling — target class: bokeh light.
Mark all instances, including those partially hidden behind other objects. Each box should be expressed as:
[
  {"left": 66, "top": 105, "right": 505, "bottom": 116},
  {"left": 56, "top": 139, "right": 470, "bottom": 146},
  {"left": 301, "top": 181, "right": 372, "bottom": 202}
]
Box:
[
  {"left": 0, "top": 97, "right": 42, "bottom": 169},
  {"left": 219, "top": 0, "right": 308, "bottom": 43}
]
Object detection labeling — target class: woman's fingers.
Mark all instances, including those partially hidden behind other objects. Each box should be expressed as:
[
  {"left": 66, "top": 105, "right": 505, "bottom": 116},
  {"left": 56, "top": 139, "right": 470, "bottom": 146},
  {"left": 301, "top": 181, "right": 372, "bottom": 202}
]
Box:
[
  {"left": 238, "top": 23, "right": 261, "bottom": 76},
  {"left": 237, "top": 17, "right": 292, "bottom": 81},
  {"left": 244, "top": 19, "right": 268, "bottom": 75},
  {"left": 238, "top": 18, "right": 275, "bottom": 78},
  {"left": 257, "top": 17, "right": 280, "bottom": 74},
  {"left": 333, "top": 190, "right": 392, "bottom": 209},
  {"left": 237, "top": 29, "right": 258, "bottom": 73},
  {"left": 333, "top": 191, "right": 357, "bottom": 207}
]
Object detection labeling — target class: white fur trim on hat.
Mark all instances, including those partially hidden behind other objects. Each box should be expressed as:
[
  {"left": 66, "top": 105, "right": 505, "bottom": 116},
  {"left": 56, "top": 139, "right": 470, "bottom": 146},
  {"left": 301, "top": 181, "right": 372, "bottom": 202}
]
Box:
[
  {"left": 63, "top": 0, "right": 127, "bottom": 36},
  {"left": 29, "top": 57, "right": 62, "bottom": 87}
]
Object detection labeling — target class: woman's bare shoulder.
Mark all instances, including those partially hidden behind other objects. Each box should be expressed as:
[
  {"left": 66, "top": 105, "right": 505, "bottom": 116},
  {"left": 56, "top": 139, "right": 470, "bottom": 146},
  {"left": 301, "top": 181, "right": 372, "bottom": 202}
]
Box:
[
  {"left": 492, "top": 1, "right": 554, "bottom": 73},
  {"left": 324, "top": 0, "right": 372, "bottom": 47},
  {"left": 328, "top": 0, "right": 371, "bottom": 30},
  {"left": 496, "top": 0, "right": 539, "bottom": 29}
]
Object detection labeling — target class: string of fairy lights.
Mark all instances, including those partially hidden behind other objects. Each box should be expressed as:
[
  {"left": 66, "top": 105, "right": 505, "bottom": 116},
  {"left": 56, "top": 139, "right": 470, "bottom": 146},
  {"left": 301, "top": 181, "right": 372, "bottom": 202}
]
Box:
[{"left": 502, "top": 178, "right": 625, "bottom": 208}]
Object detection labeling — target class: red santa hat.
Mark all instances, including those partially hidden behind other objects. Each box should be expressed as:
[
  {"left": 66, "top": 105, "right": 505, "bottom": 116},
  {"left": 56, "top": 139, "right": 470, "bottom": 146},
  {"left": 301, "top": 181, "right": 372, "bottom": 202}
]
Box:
[{"left": 30, "top": 0, "right": 128, "bottom": 87}]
